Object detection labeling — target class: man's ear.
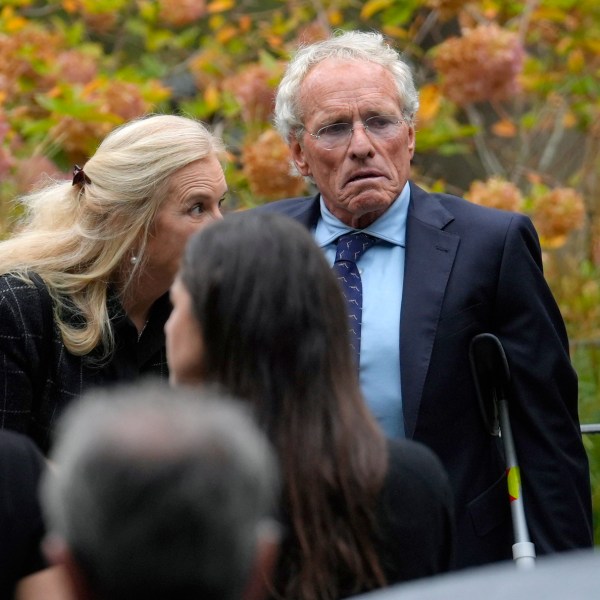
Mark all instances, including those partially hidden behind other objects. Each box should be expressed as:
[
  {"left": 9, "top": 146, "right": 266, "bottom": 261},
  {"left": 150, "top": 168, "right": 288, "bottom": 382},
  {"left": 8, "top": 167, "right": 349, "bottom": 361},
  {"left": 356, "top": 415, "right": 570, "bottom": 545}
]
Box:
[
  {"left": 407, "top": 124, "right": 416, "bottom": 159},
  {"left": 242, "top": 521, "right": 281, "bottom": 600},
  {"left": 289, "top": 135, "right": 311, "bottom": 178}
]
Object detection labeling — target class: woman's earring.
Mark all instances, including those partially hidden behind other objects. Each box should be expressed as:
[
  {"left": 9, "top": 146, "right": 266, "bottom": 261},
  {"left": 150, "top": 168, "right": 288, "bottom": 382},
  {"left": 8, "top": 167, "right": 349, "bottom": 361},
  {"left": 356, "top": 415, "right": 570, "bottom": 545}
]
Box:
[{"left": 130, "top": 255, "right": 138, "bottom": 265}]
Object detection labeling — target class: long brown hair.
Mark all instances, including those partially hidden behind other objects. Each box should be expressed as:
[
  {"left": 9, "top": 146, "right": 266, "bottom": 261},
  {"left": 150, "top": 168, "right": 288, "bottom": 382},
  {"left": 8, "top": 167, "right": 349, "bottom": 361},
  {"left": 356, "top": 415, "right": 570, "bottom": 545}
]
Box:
[{"left": 181, "top": 212, "right": 388, "bottom": 599}]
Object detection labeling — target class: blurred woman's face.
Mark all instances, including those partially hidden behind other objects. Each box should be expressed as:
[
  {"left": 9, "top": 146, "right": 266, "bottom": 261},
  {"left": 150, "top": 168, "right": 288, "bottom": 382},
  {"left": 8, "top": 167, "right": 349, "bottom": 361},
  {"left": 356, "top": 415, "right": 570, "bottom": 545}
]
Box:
[{"left": 165, "top": 276, "right": 204, "bottom": 386}]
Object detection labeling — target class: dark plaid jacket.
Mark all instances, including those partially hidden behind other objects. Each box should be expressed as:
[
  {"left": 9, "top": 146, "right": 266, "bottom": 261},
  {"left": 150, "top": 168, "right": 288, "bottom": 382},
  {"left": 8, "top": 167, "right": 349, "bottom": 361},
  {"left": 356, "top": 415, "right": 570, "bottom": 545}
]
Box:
[{"left": 0, "top": 274, "right": 170, "bottom": 454}]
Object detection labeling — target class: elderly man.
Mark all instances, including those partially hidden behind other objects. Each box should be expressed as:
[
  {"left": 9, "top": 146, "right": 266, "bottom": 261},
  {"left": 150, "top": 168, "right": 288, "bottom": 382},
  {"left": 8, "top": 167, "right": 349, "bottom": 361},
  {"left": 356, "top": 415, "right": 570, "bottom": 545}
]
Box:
[
  {"left": 40, "top": 381, "right": 280, "bottom": 600},
  {"left": 258, "top": 30, "right": 592, "bottom": 568}
]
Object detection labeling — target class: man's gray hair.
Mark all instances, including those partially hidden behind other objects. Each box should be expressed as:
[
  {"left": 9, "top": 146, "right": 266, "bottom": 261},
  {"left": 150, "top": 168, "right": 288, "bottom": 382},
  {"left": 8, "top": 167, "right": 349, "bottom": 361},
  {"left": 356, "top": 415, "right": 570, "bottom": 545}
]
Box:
[
  {"left": 41, "top": 380, "right": 278, "bottom": 600},
  {"left": 274, "top": 30, "right": 420, "bottom": 142}
]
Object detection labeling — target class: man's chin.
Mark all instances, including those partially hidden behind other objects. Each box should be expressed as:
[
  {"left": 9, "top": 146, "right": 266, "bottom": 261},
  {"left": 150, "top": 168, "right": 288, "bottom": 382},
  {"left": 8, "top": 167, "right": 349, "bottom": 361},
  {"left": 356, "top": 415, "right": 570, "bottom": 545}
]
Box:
[
  {"left": 344, "top": 198, "right": 395, "bottom": 228},
  {"left": 348, "top": 193, "right": 395, "bottom": 215}
]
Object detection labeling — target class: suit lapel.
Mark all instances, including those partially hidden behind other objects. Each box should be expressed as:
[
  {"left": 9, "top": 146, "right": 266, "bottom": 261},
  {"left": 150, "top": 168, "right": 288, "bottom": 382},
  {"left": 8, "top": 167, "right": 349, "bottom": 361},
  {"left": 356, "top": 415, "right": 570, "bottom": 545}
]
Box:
[{"left": 401, "top": 183, "right": 459, "bottom": 438}]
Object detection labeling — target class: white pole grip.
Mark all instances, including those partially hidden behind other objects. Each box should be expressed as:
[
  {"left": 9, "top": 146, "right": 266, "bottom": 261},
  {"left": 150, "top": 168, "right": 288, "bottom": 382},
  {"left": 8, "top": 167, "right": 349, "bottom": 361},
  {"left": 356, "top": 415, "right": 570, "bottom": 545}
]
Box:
[{"left": 513, "top": 542, "right": 536, "bottom": 569}]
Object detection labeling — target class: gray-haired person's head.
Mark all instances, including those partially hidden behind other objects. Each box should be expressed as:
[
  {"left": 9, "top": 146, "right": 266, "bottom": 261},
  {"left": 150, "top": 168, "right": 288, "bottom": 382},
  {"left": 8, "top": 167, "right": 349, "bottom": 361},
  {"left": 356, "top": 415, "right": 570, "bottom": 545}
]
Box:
[
  {"left": 274, "top": 30, "right": 419, "bottom": 143},
  {"left": 41, "top": 381, "right": 278, "bottom": 600}
]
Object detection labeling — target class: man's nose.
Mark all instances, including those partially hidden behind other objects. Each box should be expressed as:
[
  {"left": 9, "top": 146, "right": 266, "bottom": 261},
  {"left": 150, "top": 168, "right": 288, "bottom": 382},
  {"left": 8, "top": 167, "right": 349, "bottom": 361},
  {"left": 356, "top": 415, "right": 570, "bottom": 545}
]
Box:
[{"left": 348, "top": 123, "right": 375, "bottom": 157}]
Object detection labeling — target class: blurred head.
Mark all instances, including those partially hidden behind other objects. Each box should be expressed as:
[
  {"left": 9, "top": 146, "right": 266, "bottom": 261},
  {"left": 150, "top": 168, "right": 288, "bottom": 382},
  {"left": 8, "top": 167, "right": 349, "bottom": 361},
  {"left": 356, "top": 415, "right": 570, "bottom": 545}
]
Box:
[
  {"left": 274, "top": 31, "right": 418, "bottom": 228},
  {"left": 169, "top": 212, "right": 388, "bottom": 599},
  {"left": 166, "top": 274, "right": 205, "bottom": 386},
  {"left": 41, "top": 381, "right": 279, "bottom": 600},
  {"left": 169, "top": 211, "right": 369, "bottom": 435}
]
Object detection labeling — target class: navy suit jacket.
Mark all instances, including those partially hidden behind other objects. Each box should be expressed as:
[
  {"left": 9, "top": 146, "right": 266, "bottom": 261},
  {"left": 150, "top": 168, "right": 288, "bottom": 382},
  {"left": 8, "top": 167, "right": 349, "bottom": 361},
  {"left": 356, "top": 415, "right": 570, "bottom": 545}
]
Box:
[{"left": 256, "top": 181, "right": 593, "bottom": 568}]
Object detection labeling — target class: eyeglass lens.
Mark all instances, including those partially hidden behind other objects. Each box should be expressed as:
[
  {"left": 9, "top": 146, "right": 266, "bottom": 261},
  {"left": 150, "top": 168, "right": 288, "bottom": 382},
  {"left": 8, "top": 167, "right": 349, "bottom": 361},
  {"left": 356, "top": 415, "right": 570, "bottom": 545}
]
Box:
[{"left": 312, "top": 115, "right": 403, "bottom": 149}]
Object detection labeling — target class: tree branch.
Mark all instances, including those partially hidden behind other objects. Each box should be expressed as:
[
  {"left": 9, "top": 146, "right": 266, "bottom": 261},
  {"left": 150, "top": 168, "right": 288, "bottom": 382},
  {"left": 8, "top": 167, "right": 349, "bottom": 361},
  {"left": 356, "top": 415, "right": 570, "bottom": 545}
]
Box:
[{"left": 464, "top": 104, "right": 506, "bottom": 176}]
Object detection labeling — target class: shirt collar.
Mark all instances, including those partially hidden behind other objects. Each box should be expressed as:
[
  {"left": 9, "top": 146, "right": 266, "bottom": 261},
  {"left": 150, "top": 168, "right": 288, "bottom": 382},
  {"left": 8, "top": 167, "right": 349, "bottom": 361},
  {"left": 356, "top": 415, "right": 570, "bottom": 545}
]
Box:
[{"left": 315, "top": 181, "right": 410, "bottom": 248}]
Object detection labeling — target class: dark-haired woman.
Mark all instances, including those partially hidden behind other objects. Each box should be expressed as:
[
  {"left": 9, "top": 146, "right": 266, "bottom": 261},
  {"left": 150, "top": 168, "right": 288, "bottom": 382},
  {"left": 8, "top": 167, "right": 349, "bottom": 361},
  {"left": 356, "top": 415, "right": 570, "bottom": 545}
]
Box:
[{"left": 166, "top": 212, "right": 455, "bottom": 599}]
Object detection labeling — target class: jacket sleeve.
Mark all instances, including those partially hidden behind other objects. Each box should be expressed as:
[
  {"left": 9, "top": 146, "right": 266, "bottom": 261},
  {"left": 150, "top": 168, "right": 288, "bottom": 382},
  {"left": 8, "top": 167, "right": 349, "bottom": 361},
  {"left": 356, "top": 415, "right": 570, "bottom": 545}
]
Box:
[
  {"left": 0, "top": 276, "right": 48, "bottom": 437},
  {"left": 494, "top": 213, "right": 593, "bottom": 552}
]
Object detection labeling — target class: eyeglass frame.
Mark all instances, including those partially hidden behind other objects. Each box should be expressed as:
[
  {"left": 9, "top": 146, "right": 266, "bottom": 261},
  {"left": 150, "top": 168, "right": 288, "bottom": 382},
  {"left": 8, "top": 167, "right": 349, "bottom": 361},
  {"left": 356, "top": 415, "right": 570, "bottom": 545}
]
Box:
[{"left": 302, "top": 114, "right": 409, "bottom": 150}]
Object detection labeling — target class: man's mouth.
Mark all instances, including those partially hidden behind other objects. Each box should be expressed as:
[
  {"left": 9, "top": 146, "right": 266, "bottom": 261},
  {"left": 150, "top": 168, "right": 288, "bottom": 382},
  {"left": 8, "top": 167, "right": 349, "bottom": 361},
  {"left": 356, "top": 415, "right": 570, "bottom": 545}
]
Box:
[{"left": 346, "top": 170, "right": 383, "bottom": 184}]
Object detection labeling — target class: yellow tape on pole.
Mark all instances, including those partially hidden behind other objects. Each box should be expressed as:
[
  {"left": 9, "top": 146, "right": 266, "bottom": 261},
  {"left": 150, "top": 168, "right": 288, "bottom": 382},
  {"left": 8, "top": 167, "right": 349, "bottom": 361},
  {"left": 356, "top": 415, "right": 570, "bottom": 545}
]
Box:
[{"left": 507, "top": 466, "right": 521, "bottom": 502}]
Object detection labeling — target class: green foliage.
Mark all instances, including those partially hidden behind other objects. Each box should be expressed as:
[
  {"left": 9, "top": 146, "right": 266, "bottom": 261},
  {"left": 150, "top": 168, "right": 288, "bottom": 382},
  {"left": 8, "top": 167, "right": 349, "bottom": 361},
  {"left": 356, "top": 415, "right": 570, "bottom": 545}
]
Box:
[{"left": 574, "top": 342, "right": 600, "bottom": 544}]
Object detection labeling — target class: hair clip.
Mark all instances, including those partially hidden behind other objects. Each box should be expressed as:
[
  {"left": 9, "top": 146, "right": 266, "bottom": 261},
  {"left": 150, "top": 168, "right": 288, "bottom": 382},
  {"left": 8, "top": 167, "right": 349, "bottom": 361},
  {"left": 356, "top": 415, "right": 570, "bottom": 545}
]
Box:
[{"left": 72, "top": 165, "right": 91, "bottom": 187}]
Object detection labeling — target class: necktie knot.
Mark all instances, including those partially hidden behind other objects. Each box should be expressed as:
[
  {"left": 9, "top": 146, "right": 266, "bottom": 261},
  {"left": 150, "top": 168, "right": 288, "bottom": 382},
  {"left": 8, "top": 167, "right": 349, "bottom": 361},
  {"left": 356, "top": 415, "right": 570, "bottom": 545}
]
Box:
[{"left": 334, "top": 232, "right": 377, "bottom": 264}]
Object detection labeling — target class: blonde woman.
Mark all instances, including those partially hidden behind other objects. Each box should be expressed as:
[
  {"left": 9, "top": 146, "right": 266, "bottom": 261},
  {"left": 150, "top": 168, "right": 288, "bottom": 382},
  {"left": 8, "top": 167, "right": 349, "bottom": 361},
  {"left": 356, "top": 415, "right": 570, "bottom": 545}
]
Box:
[{"left": 0, "top": 114, "right": 227, "bottom": 453}]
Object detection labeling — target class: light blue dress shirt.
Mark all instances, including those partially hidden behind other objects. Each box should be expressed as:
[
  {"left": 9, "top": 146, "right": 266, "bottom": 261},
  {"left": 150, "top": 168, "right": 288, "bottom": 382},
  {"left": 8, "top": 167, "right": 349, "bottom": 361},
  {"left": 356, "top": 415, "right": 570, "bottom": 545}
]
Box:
[{"left": 314, "top": 182, "right": 409, "bottom": 437}]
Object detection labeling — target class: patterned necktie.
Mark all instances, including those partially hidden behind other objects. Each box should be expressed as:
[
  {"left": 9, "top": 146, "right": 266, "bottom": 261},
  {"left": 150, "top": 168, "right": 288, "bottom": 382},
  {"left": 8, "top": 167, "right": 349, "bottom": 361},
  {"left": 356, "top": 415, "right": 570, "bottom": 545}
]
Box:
[{"left": 333, "top": 232, "right": 378, "bottom": 366}]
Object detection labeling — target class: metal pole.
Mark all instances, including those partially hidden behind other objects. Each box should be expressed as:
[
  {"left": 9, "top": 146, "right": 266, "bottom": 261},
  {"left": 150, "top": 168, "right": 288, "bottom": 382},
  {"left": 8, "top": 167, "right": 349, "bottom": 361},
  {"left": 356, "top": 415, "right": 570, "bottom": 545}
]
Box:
[
  {"left": 581, "top": 424, "right": 600, "bottom": 434},
  {"left": 469, "top": 333, "right": 537, "bottom": 568},
  {"left": 498, "top": 398, "right": 536, "bottom": 569}
]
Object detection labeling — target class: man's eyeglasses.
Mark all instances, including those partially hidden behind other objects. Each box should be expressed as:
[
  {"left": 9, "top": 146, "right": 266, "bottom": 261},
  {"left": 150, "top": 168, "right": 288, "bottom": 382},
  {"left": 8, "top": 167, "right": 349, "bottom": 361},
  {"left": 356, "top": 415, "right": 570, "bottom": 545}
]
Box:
[{"left": 306, "top": 115, "right": 406, "bottom": 150}]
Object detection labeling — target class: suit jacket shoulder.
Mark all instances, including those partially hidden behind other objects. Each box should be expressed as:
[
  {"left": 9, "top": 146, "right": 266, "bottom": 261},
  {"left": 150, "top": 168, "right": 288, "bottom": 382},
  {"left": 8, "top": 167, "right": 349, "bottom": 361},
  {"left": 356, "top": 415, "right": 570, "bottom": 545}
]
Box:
[{"left": 252, "top": 194, "right": 321, "bottom": 229}]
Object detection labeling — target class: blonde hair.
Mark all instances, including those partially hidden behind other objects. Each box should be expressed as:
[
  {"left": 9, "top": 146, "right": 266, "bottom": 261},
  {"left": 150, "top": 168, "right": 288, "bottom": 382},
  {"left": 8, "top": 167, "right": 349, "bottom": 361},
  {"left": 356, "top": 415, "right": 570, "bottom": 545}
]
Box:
[{"left": 0, "top": 114, "right": 224, "bottom": 359}]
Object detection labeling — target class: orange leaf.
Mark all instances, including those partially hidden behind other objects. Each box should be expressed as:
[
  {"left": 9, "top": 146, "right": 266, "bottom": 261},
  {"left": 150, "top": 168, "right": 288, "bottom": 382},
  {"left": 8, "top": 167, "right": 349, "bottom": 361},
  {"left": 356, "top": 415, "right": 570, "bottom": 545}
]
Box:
[
  {"left": 267, "top": 34, "right": 284, "bottom": 49},
  {"left": 5, "top": 14, "right": 27, "bottom": 32},
  {"left": 539, "top": 234, "right": 567, "bottom": 249},
  {"left": 492, "top": 119, "right": 517, "bottom": 138},
  {"left": 584, "top": 40, "right": 600, "bottom": 53},
  {"left": 239, "top": 14, "right": 251, "bottom": 32},
  {"left": 563, "top": 111, "right": 577, "bottom": 128},
  {"left": 204, "top": 84, "right": 220, "bottom": 112},
  {"left": 382, "top": 25, "right": 408, "bottom": 39},
  {"left": 62, "top": 0, "right": 78, "bottom": 13},
  {"left": 328, "top": 9, "right": 343, "bottom": 26},
  {"left": 207, "top": 0, "right": 234, "bottom": 14},
  {"left": 416, "top": 84, "right": 441, "bottom": 124},
  {"left": 216, "top": 25, "right": 238, "bottom": 44},
  {"left": 567, "top": 49, "right": 585, "bottom": 73}
]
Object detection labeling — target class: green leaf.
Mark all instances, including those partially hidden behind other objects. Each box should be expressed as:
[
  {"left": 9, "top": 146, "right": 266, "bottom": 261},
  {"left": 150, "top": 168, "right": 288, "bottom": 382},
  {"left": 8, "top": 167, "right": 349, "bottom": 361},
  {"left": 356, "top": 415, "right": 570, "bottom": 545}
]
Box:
[{"left": 360, "top": 0, "right": 394, "bottom": 20}]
